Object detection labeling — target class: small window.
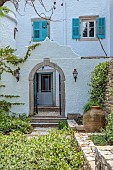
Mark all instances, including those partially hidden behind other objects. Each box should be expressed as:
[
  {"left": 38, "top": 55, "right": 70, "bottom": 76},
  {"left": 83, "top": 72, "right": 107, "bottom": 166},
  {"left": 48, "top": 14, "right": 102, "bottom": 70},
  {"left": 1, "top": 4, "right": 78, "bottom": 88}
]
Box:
[
  {"left": 41, "top": 74, "right": 51, "bottom": 92},
  {"left": 82, "top": 20, "right": 96, "bottom": 38},
  {"left": 32, "top": 20, "right": 49, "bottom": 42}
]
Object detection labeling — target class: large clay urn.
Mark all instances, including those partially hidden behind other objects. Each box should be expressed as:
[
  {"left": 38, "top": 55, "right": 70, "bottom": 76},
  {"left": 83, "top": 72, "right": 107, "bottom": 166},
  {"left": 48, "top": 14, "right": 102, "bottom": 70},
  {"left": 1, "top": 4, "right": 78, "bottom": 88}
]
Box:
[{"left": 83, "top": 106, "right": 106, "bottom": 132}]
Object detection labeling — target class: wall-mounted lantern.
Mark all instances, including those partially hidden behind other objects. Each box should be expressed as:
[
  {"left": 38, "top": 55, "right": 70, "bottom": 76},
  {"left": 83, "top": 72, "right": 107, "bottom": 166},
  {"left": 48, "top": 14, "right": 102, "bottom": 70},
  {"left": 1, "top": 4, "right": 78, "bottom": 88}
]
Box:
[
  {"left": 73, "top": 69, "right": 78, "bottom": 82},
  {"left": 14, "top": 67, "right": 20, "bottom": 82}
]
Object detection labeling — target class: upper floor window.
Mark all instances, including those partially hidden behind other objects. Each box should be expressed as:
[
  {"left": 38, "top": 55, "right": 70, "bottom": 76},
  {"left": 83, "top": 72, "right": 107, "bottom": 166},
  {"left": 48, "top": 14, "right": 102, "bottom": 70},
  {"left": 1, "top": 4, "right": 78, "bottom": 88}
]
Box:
[
  {"left": 32, "top": 20, "right": 49, "bottom": 42},
  {"left": 72, "top": 17, "right": 106, "bottom": 40},
  {"left": 82, "top": 20, "right": 96, "bottom": 38}
]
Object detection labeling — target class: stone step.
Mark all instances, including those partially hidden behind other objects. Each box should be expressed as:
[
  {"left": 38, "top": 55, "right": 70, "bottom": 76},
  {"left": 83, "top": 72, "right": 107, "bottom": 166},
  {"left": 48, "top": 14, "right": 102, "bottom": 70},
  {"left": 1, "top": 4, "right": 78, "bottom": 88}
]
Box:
[
  {"left": 37, "top": 106, "right": 60, "bottom": 112},
  {"left": 31, "top": 117, "right": 67, "bottom": 123},
  {"left": 34, "top": 112, "right": 60, "bottom": 116},
  {"left": 67, "top": 120, "right": 85, "bottom": 132},
  {"left": 31, "top": 122, "right": 59, "bottom": 127},
  {"left": 33, "top": 115, "right": 64, "bottom": 118}
]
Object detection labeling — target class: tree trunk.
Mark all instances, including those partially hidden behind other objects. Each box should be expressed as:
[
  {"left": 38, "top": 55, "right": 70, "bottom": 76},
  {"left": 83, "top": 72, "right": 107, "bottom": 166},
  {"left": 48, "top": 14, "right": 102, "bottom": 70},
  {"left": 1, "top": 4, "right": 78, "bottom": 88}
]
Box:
[{"left": 0, "top": 0, "right": 9, "bottom": 7}]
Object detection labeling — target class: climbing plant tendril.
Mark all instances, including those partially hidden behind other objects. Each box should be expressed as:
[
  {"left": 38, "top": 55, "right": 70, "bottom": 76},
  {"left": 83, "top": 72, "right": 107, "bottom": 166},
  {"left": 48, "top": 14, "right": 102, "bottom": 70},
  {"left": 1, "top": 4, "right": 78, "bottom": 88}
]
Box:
[{"left": 0, "top": 43, "right": 40, "bottom": 113}]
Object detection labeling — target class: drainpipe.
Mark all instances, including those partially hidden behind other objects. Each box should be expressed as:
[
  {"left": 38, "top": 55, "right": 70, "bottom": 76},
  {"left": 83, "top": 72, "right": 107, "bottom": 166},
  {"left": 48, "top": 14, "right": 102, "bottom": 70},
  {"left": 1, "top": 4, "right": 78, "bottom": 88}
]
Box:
[{"left": 63, "top": 0, "right": 67, "bottom": 45}]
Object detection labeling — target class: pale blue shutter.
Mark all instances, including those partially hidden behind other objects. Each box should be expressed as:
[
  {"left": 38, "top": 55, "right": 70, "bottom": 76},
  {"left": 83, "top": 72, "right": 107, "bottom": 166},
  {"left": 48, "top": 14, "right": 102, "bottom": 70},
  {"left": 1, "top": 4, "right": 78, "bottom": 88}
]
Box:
[
  {"left": 97, "top": 18, "right": 106, "bottom": 39},
  {"left": 33, "top": 21, "right": 41, "bottom": 41},
  {"left": 41, "top": 21, "right": 48, "bottom": 40},
  {"left": 72, "top": 18, "right": 80, "bottom": 39}
]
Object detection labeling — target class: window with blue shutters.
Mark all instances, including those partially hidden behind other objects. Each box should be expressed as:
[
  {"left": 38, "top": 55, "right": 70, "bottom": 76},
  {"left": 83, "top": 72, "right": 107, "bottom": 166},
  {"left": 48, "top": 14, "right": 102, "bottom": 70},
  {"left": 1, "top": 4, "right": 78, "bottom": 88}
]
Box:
[
  {"left": 72, "top": 16, "right": 106, "bottom": 40},
  {"left": 33, "top": 20, "right": 49, "bottom": 42},
  {"left": 97, "top": 18, "right": 105, "bottom": 39}
]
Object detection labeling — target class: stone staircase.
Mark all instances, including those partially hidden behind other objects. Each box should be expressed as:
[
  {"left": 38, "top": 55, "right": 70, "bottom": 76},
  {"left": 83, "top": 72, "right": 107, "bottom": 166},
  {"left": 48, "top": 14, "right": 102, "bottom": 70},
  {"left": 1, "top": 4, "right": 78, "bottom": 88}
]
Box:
[
  {"left": 31, "top": 116, "right": 67, "bottom": 127},
  {"left": 31, "top": 107, "right": 66, "bottom": 127}
]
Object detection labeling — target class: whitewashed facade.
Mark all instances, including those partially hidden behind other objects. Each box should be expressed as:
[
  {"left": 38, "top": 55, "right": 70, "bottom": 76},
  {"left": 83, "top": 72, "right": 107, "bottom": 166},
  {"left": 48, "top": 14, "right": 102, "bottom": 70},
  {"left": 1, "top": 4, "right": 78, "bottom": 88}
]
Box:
[{"left": 0, "top": 0, "right": 113, "bottom": 116}]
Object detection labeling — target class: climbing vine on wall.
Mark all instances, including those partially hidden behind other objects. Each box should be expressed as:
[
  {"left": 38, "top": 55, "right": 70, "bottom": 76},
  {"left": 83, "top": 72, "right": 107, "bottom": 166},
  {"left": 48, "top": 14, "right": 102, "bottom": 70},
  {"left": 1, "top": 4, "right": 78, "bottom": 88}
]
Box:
[
  {"left": 0, "top": 43, "right": 40, "bottom": 113},
  {"left": 0, "top": 6, "right": 9, "bottom": 17}
]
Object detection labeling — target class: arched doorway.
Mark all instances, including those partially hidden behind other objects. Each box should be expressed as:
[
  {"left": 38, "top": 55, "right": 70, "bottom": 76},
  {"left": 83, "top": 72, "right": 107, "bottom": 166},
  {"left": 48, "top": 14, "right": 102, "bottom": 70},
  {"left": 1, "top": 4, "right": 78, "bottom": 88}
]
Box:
[{"left": 29, "top": 58, "right": 65, "bottom": 116}]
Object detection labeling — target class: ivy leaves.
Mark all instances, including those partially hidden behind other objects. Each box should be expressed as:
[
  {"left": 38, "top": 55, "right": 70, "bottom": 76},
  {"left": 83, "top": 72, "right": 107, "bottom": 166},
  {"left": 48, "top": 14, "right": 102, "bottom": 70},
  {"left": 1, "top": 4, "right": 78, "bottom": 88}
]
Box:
[
  {"left": 89, "top": 62, "right": 109, "bottom": 107},
  {"left": 84, "top": 62, "right": 109, "bottom": 112},
  {"left": 0, "top": 129, "right": 84, "bottom": 169},
  {"left": 0, "top": 6, "right": 9, "bottom": 17},
  {"left": 0, "top": 44, "right": 40, "bottom": 78},
  {"left": 0, "top": 44, "right": 40, "bottom": 113},
  {"left": 0, "top": 111, "right": 32, "bottom": 134}
]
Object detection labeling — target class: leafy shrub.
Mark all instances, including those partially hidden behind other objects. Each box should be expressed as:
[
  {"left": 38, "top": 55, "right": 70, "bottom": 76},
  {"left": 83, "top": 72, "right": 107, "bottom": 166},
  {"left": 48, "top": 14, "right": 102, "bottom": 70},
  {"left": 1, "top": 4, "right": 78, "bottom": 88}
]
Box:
[
  {"left": 0, "top": 111, "right": 32, "bottom": 134},
  {"left": 105, "top": 111, "right": 113, "bottom": 145},
  {"left": 83, "top": 101, "right": 101, "bottom": 112},
  {"left": 89, "top": 61, "right": 109, "bottom": 106},
  {"left": 90, "top": 134, "right": 108, "bottom": 146},
  {"left": 83, "top": 62, "right": 109, "bottom": 111},
  {"left": 58, "top": 120, "right": 68, "bottom": 130},
  {"left": 90, "top": 111, "right": 113, "bottom": 145},
  {"left": 0, "top": 129, "right": 84, "bottom": 170}
]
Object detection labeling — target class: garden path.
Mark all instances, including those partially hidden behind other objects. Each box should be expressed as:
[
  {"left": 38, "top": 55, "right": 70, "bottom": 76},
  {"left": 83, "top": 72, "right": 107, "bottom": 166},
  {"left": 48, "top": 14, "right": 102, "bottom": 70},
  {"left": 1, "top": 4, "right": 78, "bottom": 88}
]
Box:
[{"left": 28, "top": 127, "right": 57, "bottom": 138}]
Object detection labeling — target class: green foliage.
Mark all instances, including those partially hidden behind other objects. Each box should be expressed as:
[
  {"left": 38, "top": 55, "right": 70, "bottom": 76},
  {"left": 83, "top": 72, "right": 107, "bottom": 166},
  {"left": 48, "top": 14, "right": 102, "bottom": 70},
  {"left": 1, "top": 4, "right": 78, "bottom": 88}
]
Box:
[
  {"left": 83, "top": 62, "right": 109, "bottom": 111},
  {"left": 83, "top": 101, "right": 101, "bottom": 112},
  {"left": 0, "top": 100, "right": 24, "bottom": 114},
  {"left": 0, "top": 44, "right": 40, "bottom": 78},
  {"left": 58, "top": 120, "right": 68, "bottom": 130},
  {"left": 104, "top": 111, "right": 113, "bottom": 145},
  {"left": 89, "top": 62, "right": 109, "bottom": 106},
  {"left": 90, "top": 111, "right": 113, "bottom": 145},
  {"left": 0, "top": 100, "right": 12, "bottom": 112},
  {"left": 90, "top": 135, "right": 108, "bottom": 146},
  {"left": 0, "top": 129, "right": 84, "bottom": 169},
  {"left": 0, "top": 94, "right": 20, "bottom": 98},
  {"left": 0, "top": 6, "right": 10, "bottom": 17},
  {"left": 0, "top": 44, "right": 40, "bottom": 114},
  {"left": 0, "top": 111, "right": 32, "bottom": 134}
]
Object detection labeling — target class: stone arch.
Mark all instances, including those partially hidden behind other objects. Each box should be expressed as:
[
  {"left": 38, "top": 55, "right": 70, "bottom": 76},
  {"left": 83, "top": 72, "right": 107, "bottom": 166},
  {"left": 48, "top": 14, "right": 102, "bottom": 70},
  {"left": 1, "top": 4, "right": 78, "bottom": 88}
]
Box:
[{"left": 29, "top": 58, "right": 65, "bottom": 116}]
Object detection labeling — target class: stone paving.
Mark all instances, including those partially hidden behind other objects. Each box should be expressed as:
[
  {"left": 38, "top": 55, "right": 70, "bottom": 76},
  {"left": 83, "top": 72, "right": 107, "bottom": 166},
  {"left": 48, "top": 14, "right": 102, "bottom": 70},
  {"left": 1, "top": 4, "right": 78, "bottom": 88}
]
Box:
[{"left": 28, "top": 127, "right": 56, "bottom": 138}]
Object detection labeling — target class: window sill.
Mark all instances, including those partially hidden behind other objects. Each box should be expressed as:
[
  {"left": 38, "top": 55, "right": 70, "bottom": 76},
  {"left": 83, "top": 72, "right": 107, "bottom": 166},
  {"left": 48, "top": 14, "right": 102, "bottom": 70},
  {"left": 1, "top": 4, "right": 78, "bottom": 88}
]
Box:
[{"left": 80, "top": 38, "right": 98, "bottom": 41}]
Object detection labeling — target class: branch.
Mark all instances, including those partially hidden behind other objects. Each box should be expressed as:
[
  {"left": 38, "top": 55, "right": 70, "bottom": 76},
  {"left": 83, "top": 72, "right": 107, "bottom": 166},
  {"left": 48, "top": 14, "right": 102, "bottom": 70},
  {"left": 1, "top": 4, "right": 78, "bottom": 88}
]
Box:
[
  {"left": 0, "top": 0, "right": 10, "bottom": 7},
  {"left": 97, "top": 37, "right": 107, "bottom": 57}
]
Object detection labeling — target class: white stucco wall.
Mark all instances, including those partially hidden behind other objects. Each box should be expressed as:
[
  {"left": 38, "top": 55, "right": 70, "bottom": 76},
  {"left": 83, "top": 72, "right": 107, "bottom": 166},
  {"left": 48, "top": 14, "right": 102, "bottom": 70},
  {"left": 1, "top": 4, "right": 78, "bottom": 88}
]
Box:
[
  {"left": 0, "top": 0, "right": 112, "bottom": 116},
  {"left": 65, "top": 0, "right": 109, "bottom": 56},
  {"left": 1, "top": 39, "right": 110, "bottom": 116},
  {"left": 15, "top": 0, "right": 111, "bottom": 57},
  {"left": 108, "top": 0, "right": 113, "bottom": 56},
  {"left": 0, "top": 2, "right": 17, "bottom": 49}
]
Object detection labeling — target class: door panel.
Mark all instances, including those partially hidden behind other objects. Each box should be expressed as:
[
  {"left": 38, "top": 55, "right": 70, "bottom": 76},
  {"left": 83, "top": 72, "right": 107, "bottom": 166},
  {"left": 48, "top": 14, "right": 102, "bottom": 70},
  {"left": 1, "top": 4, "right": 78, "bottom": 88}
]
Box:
[{"left": 38, "top": 73, "right": 53, "bottom": 106}]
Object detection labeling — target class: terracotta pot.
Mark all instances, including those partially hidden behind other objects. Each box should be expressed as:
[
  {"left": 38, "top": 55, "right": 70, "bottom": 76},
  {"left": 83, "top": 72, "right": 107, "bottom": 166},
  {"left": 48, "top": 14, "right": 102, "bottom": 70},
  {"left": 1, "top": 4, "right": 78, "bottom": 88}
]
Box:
[{"left": 83, "top": 106, "right": 106, "bottom": 132}]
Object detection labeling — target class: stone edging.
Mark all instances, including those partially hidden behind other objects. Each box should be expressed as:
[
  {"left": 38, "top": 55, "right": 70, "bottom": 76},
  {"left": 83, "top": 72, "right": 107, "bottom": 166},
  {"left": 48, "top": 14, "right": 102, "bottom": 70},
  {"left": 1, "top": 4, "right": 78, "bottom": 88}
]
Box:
[
  {"left": 67, "top": 120, "right": 113, "bottom": 170},
  {"left": 74, "top": 133, "right": 113, "bottom": 170},
  {"left": 74, "top": 133, "right": 95, "bottom": 170}
]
